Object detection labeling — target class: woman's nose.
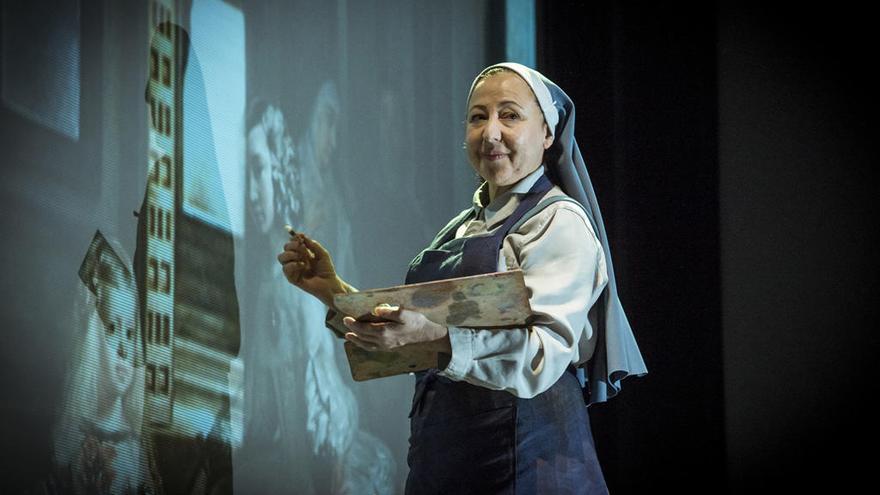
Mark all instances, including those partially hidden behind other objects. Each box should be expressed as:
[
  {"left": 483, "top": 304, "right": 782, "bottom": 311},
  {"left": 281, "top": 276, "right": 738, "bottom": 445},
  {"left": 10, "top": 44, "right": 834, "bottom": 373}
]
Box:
[
  {"left": 117, "top": 342, "right": 127, "bottom": 359},
  {"left": 482, "top": 116, "right": 502, "bottom": 143}
]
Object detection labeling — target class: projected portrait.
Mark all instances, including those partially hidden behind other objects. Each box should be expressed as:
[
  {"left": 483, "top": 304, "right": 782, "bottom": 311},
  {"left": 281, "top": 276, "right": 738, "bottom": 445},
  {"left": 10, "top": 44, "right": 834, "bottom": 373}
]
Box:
[
  {"left": 246, "top": 101, "right": 298, "bottom": 237},
  {"left": 53, "top": 231, "right": 150, "bottom": 495},
  {"left": 240, "top": 85, "right": 393, "bottom": 494}
]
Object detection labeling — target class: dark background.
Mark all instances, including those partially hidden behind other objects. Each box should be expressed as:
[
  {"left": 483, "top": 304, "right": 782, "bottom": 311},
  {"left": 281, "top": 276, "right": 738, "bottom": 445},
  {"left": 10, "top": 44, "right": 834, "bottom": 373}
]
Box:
[{"left": 537, "top": 0, "right": 876, "bottom": 493}]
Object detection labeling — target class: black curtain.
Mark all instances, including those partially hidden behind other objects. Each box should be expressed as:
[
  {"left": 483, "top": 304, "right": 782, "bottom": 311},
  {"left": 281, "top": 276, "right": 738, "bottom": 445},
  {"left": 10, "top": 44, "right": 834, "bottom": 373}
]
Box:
[
  {"left": 536, "top": 1, "right": 876, "bottom": 493},
  {"left": 537, "top": 1, "right": 723, "bottom": 492}
]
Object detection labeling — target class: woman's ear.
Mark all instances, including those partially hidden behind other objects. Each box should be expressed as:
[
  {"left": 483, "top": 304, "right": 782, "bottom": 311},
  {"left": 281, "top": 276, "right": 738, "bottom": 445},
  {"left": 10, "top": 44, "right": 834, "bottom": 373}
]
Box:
[{"left": 543, "top": 124, "right": 554, "bottom": 150}]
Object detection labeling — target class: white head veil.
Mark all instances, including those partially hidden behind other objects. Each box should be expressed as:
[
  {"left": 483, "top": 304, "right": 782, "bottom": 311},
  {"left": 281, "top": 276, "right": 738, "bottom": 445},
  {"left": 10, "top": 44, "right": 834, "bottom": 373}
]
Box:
[{"left": 469, "top": 63, "right": 648, "bottom": 404}]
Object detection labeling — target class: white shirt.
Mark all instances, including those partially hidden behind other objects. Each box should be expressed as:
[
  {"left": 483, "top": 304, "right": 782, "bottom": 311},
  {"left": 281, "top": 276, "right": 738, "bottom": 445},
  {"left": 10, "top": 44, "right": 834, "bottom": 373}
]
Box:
[{"left": 438, "top": 166, "right": 608, "bottom": 398}]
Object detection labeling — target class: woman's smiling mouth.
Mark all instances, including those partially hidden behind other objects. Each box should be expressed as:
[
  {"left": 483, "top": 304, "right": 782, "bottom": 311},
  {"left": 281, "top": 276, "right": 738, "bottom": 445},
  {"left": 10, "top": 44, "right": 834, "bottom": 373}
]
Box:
[{"left": 483, "top": 151, "right": 509, "bottom": 161}]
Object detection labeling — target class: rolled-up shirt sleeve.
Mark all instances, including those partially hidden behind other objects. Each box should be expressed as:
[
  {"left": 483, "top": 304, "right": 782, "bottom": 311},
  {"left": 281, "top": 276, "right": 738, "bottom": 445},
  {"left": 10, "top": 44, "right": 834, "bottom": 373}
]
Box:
[{"left": 438, "top": 204, "right": 607, "bottom": 398}]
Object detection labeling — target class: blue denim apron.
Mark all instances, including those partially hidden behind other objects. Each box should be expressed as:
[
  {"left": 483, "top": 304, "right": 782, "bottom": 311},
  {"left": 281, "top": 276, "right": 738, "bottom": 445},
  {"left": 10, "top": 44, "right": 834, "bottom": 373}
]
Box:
[{"left": 404, "top": 174, "right": 608, "bottom": 494}]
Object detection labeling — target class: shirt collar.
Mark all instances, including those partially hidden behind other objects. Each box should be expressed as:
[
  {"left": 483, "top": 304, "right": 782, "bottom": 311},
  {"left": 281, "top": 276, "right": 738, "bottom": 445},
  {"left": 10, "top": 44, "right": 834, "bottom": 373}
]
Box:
[{"left": 471, "top": 165, "right": 546, "bottom": 228}]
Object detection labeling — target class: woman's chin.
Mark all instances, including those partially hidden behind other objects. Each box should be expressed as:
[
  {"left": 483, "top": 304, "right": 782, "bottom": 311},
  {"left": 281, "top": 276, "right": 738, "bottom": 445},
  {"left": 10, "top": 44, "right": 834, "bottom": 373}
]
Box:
[
  {"left": 479, "top": 163, "right": 508, "bottom": 181},
  {"left": 484, "top": 171, "right": 518, "bottom": 189}
]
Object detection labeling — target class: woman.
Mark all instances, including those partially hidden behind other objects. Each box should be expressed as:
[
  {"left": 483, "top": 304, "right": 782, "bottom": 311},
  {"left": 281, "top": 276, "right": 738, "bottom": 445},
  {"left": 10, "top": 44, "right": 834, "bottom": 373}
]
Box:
[
  {"left": 278, "top": 63, "right": 646, "bottom": 494},
  {"left": 244, "top": 97, "right": 394, "bottom": 493},
  {"left": 54, "top": 232, "right": 149, "bottom": 495}
]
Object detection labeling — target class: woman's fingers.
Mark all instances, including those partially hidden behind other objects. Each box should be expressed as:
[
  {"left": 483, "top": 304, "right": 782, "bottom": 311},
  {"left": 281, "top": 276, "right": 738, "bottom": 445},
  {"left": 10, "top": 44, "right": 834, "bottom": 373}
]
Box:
[
  {"left": 300, "top": 235, "right": 329, "bottom": 259},
  {"left": 278, "top": 251, "right": 312, "bottom": 280},
  {"left": 278, "top": 234, "right": 318, "bottom": 281},
  {"left": 372, "top": 304, "right": 403, "bottom": 322},
  {"left": 277, "top": 250, "right": 303, "bottom": 264},
  {"left": 344, "top": 318, "right": 382, "bottom": 340},
  {"left": 343, "top": 317, "right": 386, "bottom": 334},
  {"left": 282, "top": 260, "right": 308, "bottom": 283},
  {"left": 345, "top": 332, "right": 380, "bottom": 352},
  {"left": 346, "top": 329, "right": 381, "bottom": 344},
  {"left": 282, "top": 240, "right": 316, "bottom": 260},
  {"left": 343, "top": 317, "right": 407, "bottom": 351}
]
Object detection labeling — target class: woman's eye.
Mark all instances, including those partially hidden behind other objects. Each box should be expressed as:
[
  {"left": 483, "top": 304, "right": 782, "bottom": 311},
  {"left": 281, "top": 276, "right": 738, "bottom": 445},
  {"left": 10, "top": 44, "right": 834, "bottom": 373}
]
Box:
[
  {"left": 468, "top": 114, "right": 486, "bottom": 123},
  {"left": 107, "top": 323, "right": 115, "bottom": 335},
  {"left": 502, "top": 112, "right": 519, "bottom": 120}
]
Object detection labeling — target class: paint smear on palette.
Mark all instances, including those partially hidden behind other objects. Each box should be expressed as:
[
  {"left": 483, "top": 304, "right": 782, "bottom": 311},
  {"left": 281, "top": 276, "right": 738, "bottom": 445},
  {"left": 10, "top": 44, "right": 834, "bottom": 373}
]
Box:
[
  {"left": 446, "top": 299, "right": 480, "bottom": 326},
  {"left": 410, "top": 286, "right": 450, "bottom": 309}
]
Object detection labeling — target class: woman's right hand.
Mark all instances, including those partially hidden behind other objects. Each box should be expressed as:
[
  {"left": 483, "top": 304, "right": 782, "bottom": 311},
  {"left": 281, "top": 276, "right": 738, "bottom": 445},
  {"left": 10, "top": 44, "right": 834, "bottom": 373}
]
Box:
[{"left": 277, "top": 232, "right": 347, "bottom": 307}]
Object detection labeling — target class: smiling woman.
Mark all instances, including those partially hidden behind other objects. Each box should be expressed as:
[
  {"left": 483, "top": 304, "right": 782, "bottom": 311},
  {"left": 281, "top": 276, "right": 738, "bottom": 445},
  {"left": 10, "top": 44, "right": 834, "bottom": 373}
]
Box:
[
  {"left": 278, "top": 63, "right": 647, "bottom": 494},
  {"left": 465, "top": 69, "right": 553, "bottom": 197}
]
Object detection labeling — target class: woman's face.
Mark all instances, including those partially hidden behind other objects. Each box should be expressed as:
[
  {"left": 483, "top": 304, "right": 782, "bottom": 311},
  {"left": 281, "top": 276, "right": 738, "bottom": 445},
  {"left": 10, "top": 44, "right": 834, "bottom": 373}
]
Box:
[
  {"left": 98, "top": 282, "right": 137, "bottom": 397},
  {"left": 248, "top": 124, "right": 275, "bottom": 234},
  {"left": 465, "top": 72, "right": 553, "bottom": 190}
]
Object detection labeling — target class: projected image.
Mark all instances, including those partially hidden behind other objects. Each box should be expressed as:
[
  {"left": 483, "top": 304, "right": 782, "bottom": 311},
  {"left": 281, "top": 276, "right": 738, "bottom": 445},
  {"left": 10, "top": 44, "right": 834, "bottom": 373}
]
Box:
[
  {"left": 239, "top": 86, "right": 394, "bottom": 494},
  {"left": 5, "top": 1, "right": 490, "bottom": 493},
  {"left": 53, "top": 231, "right": 149, "bottom": 494}
]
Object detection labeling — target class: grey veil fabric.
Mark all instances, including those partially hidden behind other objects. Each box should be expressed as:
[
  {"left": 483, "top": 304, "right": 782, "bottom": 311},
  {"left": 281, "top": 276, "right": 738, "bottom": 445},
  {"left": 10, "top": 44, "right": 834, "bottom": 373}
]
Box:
[{"left": 469, "top": 62, "right": 648, "bottom": 404}]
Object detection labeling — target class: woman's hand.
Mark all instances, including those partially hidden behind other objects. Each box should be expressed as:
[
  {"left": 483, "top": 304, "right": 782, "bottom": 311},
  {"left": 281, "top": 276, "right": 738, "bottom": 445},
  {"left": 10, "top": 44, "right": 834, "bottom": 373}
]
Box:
[
  {"left": 342, "top": 305, "right": 451, "bottom": 353},
  {"left": 277, "top": 232, "right": 350, "bottom": 306}
]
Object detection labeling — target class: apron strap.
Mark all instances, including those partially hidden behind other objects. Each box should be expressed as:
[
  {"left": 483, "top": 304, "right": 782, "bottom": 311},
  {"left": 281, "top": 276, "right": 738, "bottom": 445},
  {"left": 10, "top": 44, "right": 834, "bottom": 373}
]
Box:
[{"left": 507, "top": 195, "right": 592, "bottom": 235}]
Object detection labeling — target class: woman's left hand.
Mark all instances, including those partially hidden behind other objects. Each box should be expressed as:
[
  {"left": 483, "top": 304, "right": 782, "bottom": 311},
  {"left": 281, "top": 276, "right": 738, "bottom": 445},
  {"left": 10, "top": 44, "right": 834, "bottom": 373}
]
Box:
[{"left": 343, "top": 305, "right": 449, "bottom": 352}]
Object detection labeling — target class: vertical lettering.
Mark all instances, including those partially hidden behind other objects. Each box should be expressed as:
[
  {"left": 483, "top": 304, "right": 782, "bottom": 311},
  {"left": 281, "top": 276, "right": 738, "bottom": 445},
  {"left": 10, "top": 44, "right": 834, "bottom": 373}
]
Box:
[
  {"left": 150, "top": 48, "right": 159, "bottom": 82},
  {"left": 148, "top": 257, "right": 158, "bottom": 291},
  {"left": 162, "top": 55, "right": 171, "bottom": 86},
  {"left": 161, "top": 155, "right": 172, "bottom": 187},
  {"left": 146, "top": 363, "right": 156, "bottom": 391},
  {"left": 160, "top": 261, "right": 171, "bottom": 294},
  {"left": 160, "top": 366, "right": 169, "bottom": 393}
]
